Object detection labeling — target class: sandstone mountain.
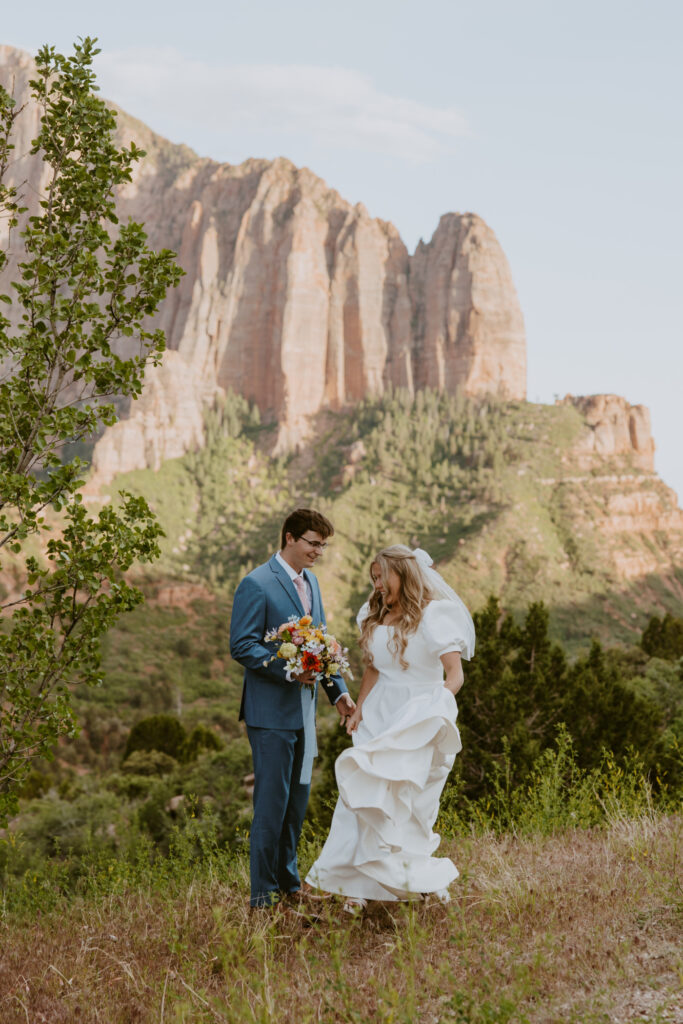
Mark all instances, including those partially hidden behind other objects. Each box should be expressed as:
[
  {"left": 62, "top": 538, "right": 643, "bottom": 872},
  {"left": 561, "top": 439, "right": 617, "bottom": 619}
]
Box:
[
  {"left": 0, "top": 45, "right": 525, "bottom": 480},
  {"left": 1, "top": 44, "right": 681, "bottom": 616},
  {"left": 558, "top": 394, "right": 655, "bottom": 472}
]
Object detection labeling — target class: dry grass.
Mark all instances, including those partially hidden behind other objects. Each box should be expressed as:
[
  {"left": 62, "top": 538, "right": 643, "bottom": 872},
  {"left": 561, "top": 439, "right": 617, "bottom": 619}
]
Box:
[{"left": 1, "top": 815, "right": 681, "bottom": 1024}]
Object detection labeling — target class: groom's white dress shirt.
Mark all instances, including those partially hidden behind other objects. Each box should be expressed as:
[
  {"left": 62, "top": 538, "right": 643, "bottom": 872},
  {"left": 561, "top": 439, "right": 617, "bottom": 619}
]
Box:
[{"left": 275, "top": 551, "right": 312, "bottom": 609}]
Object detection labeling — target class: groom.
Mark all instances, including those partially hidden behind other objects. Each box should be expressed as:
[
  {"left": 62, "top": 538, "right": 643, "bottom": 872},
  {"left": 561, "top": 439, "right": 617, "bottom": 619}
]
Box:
[{"left": 230, "top": 508, "right": 355, "bottom": 908}]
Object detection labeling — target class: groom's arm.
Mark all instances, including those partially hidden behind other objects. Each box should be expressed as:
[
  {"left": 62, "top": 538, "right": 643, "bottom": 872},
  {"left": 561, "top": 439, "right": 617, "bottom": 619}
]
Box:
[
  {"left": 321, "top": 672, "right": 348, "bottom": 706},
  {"left": 229, "top": 575, "right": 290, "bottom": 684}
]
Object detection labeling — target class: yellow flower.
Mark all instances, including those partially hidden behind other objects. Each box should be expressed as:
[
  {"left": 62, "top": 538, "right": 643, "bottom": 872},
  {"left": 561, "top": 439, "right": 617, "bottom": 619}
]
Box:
[
  {"left": 328, "top": 663, "right": 340, "bottom": 674},
  {"left": 279, "top": 642, "right": 297, "bottom": 659},
  {"left": 299, "top": 615, "right": 313, "bottom": 627}
]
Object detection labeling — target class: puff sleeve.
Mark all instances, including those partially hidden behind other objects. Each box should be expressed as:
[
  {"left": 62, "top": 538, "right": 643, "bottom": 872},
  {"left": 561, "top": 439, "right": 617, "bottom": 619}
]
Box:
[
  {"left": 421, "top": 598, "right": 475, "bottom": 661},
  {"left": 356, "top": 601, "right": 370, "bottom": 631}
]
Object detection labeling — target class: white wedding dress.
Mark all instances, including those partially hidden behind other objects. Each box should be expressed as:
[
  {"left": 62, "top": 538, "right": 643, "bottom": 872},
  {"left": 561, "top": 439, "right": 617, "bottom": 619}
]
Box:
[{"left": 306, "top": 599, "right": 472, "bottom": 901}]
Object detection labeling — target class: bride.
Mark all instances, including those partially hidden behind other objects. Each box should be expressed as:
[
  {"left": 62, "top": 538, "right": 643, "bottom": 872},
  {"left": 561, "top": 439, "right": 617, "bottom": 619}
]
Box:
[{"left": 306, "top": 545, "right": 475, "bottom": 907}]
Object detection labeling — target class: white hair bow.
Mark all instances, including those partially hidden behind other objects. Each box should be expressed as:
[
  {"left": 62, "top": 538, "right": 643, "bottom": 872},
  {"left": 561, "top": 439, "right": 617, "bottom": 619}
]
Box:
[{"left": 412, "top": 547, "right": 434, "bottom": 568}]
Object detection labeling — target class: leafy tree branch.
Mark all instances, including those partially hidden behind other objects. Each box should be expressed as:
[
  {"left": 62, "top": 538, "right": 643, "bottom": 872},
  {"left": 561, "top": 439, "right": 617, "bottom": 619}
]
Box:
[{"left": 0, "top": 38, "right": 183, "bottom": 821}]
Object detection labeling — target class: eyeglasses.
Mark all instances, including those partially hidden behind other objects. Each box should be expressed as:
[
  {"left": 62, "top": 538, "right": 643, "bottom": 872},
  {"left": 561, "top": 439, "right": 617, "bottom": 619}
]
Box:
[{"left": 299, "top": 535, "right": 328, "bottom": 551}]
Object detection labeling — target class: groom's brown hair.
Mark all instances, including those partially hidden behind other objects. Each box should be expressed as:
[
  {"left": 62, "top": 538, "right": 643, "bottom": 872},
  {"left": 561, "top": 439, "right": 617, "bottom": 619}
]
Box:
[{"left": 281, "top": 508, "right": 334, "bottom": 549}]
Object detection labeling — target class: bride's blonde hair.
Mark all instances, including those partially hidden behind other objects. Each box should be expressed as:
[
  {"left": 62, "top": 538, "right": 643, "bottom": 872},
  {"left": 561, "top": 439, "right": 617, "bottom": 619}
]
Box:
[{"left": 360, "top": 545, "right": 435, "bottom": 669}]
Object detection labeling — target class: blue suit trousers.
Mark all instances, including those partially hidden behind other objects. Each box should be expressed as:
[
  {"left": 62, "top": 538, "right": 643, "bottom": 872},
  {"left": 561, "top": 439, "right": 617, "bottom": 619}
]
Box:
[{"left": 247, "top": 725, "right": 310, "bottom": 907}]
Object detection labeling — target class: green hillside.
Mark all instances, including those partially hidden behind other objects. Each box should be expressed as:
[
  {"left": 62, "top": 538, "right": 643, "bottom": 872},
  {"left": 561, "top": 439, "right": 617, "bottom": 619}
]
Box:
[
  {"left": 102, "top": 389, "right": 682, "bottom": 645},
  {"left": 61, "top": 388, "right": 681, "bottom": 765}
]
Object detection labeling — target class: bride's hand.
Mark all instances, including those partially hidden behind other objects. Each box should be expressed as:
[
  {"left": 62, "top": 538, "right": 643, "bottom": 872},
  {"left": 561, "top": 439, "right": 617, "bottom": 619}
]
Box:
[
  {"left": 441, "top": 651, "right": 464, "bottom": 696},
  {"left": 345, "top": 706, "right": 363, "bottom": 735}
]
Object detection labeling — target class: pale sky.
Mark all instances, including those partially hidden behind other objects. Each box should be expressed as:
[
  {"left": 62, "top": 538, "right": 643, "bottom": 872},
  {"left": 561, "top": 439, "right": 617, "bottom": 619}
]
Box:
[{"left": 4, "top": 0, "right": 682, "bottom": 501}]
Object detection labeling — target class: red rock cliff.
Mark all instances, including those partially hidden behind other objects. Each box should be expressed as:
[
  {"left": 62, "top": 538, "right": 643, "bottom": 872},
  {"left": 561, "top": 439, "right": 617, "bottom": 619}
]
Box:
[{"left": 0, "top": 46, "right": 527, "bottom": 480}]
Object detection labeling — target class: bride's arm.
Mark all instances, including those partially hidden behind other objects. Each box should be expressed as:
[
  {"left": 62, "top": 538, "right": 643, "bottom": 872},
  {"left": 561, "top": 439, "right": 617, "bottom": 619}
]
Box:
[
  {"left": 345, "top": 664, "right": 379, "bottom": 734},
  {"left": 441, "top": 651, "right": 464, "bottom": 696}
]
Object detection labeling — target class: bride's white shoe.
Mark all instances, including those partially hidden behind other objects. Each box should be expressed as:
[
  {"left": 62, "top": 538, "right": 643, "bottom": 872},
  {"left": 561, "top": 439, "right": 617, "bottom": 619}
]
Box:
[
  {"left": 342, "top": 897, "right": 368, "bottom": 915},
  {"left": 421, "top": 888, "right": 451, "bottom": 905}
]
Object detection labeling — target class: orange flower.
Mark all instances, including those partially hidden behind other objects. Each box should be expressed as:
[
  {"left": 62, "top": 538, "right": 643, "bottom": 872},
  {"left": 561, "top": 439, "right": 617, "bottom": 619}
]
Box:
[
  {"left": 301, "top": 652, "right": 321, "bottom": 673},
  {"left": 299, "top": 615, "right": 313, "bottom": 627}
]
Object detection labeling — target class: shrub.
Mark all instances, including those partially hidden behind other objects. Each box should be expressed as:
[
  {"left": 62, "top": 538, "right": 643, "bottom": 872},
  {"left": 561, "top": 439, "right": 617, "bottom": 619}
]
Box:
[
  {"left": 16, "top": 789, "right": 128, "bottom": 861},
  {"left": 437, "top": 727, "right": 659, "bottom": 837},
  {"left": 181, "top": 725, "right": 223, "bottom": 763},
  {"left": 642, "top": 613, "right": 683, "bottom": 660},
  {"left": 120, "top": 750, "right": 178, "bottom": 776},
  {"left": 123, "top": 714, "right": 187, "bottom": 761}
]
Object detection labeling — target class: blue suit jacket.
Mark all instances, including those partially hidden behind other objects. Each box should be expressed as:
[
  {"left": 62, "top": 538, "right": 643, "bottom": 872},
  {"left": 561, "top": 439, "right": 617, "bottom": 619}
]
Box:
[{"left": 230, "top": 555, "right": 348, "bottom": 729}]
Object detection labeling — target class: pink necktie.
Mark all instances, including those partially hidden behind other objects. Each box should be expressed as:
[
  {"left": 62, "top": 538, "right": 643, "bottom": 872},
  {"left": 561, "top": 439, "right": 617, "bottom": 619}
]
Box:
[{"left": 293, "top": 575, "right": 311, "bottom": 614}]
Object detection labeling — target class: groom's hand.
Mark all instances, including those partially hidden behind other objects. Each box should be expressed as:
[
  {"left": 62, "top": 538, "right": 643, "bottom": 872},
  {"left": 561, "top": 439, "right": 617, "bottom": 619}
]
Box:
[{"left": 335, "top": 694, "right": 355, "bottom": 721}]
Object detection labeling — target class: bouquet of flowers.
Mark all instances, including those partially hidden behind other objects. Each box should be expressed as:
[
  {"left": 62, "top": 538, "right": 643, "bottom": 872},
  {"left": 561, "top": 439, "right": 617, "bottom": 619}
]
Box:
[{"left": 263, "top": 615, "right": 353, "bottom": 695}]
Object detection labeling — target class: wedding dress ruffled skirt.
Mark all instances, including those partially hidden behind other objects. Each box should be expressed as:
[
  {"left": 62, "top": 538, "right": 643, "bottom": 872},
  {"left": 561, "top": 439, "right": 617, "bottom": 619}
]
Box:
[{"left": 307, "top": 600, "right": 468, "bottom": 901}]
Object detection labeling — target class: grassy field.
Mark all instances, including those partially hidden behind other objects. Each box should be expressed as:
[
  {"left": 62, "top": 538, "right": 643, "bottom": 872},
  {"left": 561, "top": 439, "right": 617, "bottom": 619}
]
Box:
[{"left": 1, "top": 812, "right": 681, "bottom": 1023}]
